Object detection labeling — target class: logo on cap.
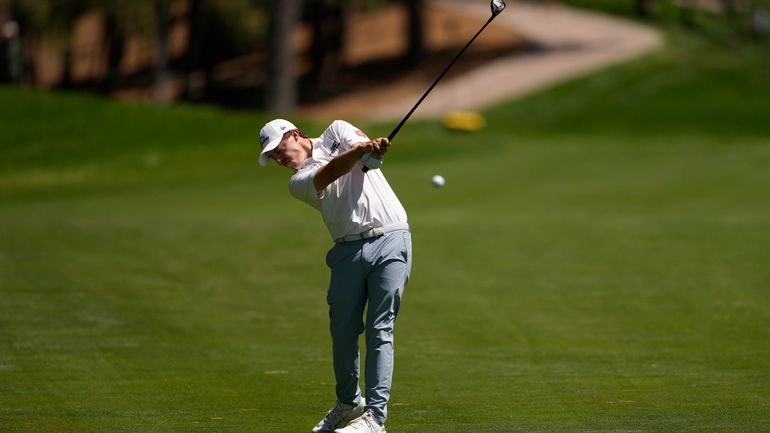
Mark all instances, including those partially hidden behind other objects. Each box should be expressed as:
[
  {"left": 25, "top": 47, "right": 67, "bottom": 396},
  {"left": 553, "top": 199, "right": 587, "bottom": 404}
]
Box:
[{"left": 260, "top": 134, "right": 270, "bottom": 147}]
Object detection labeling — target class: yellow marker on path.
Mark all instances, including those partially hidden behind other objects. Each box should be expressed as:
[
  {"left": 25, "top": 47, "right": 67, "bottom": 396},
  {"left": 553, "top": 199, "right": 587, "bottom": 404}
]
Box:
[{"left": 442, "top": 110, "right": 487, "bottom": 132}]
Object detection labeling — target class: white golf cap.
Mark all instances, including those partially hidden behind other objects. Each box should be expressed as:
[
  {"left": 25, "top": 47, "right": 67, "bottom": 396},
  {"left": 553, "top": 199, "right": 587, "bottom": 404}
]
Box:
[{"left": 258, "top": 118, "right": 297, "bottom": 166}]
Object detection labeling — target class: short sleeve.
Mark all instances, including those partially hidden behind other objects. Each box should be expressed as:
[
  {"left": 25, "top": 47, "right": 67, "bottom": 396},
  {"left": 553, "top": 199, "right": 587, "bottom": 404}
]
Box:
[
  {"left": 330, "top": 120, "right": 370, "bottom": 151},
  {"left": 289, "top": 165, "right": 324, "bottom": 210}
]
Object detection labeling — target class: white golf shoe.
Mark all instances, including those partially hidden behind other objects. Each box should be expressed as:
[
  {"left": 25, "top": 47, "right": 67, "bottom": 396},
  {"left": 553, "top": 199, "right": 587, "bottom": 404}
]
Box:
[
  {"left": 311, "top": 399, "right": 366, "bottom": 433},
  {"left": 334, "top": 411, "right": 386, "bottom": 433}
]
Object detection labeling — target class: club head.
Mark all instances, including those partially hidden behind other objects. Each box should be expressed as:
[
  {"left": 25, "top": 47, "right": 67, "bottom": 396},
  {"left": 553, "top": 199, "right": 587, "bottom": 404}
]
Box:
[{"left": 491, "top": 0, "right": 506, "bottom": 16}]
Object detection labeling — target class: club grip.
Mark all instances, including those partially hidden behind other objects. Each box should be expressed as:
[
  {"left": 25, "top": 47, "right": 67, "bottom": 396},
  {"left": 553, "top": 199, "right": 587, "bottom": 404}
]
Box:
[
  {"left": 361, "top": 153, "right": 383, "bottom": 172},
  {"left": 362, "top": 131, "right": 396, "bottom": 173}
]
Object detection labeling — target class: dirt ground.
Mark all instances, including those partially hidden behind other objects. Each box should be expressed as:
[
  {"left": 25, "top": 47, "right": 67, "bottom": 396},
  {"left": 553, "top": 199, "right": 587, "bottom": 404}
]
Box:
[
  {"left": 298, "top": 1, "right": 526, "bottom": 120},
  {"left": 301, "top": 0, "right": 663, "bottom": 122},
  {"left": 42, "top": 0, "right": 662, "bottom": 121}
]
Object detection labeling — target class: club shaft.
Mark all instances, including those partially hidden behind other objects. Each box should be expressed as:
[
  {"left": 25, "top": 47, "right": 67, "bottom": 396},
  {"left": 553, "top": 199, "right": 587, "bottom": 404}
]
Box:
[
  {"left": 363, "top": 11, "right": 499, "bottom": 173},
  {"left": 388, "top": 14, "right": 496, "bottom": 142}
]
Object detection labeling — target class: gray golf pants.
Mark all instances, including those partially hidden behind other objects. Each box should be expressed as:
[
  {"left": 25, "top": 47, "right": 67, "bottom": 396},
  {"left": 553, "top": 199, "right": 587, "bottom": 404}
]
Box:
[{"left": 325, "top": 229, "right": 412, "bottom": 425}]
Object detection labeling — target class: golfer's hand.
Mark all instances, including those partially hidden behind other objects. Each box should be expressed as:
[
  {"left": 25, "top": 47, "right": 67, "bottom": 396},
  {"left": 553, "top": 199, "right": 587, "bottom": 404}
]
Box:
[{"left": 372, "top": 137, "right": 389, "bottom": 156}]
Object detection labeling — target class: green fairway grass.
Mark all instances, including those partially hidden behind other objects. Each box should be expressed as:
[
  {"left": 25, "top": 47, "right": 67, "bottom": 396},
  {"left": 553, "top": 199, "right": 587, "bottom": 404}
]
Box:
[{"left": 2, "top": 25, "right": 770, "bottom": 433}]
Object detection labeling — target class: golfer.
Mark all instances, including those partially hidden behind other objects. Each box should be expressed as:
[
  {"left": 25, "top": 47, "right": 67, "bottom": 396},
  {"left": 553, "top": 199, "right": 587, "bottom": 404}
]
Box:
[{"left": 259, "top": 118, "right": 412, "bottom": 433}]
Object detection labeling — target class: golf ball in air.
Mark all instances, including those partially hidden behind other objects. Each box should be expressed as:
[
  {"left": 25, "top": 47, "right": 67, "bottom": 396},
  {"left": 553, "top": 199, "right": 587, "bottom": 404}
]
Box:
[{"left": 431, "top": 175, "right": 445, "bottom": 187}]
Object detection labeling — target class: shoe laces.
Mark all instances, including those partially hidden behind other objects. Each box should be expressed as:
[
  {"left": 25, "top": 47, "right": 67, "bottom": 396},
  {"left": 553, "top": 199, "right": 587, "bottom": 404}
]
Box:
[{"left": 349, "top": 411, "right": 379, "bottom": 429}]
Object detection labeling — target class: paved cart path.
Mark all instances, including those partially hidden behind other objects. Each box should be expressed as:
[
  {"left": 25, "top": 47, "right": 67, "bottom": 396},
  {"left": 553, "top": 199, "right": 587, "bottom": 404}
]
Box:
[{"left": 300, "top": 0, "right": 662, "bottom": 121}]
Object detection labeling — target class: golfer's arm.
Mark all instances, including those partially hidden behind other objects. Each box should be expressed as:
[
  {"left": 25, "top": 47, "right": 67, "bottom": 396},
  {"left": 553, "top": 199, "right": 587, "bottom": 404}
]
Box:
[{"left": 313, "top": 142, "right": 367, "bottom": 192}]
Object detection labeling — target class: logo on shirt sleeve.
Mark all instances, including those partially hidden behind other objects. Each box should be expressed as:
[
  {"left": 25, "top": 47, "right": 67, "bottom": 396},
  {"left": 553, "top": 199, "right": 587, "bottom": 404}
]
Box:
[
  {"left": 355, "top": 130, "right": 367, "bottom": 138},
  {"left": 330, "top": 140, "right": 340, "bottom": 155}
]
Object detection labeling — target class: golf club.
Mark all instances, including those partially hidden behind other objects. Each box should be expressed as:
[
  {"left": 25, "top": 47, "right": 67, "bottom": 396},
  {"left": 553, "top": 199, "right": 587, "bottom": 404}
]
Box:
[{"left": 363, "top": 0, "right": 506, "bottom": 172}]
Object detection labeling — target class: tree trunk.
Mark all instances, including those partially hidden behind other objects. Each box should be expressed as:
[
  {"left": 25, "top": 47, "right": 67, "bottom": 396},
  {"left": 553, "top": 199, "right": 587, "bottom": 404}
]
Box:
[
  {"left": 721, "top": 0, "right": 737, "bottom": 15},
  {"left": 0, "top": 4, "right": 12, "bottom": 83},
  {"left": 306, "top": 0, "right": 325, "bottom": 96},
  {"left": 100, "top": 12, "right": 124, "bottom": 94},
  {"left": 678, "top": 0, "right": 696, "bottom": 28},
  {"left": 406, "top": 0, "right": 425, "bottom": 66},
  {"left": 154, "top": 0, "right": 171, "bottom": 105},
  {"left": 306, "top": 0, "right": 346, "bottom": 99},
  {"left": 636, "top": 0, "right": 656, "bottom": 18},
  {"left": 181, "top": 0, "right": 201, "bottom": 101},
  {"left": 265, "top": 0, "right": 302, "bottom": 113}
]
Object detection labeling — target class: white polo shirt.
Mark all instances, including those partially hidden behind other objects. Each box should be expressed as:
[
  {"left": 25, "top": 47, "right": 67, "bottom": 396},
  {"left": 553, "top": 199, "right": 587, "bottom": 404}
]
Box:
[{"left": 288, "top": 120, "right": 408, "bottom": 241}]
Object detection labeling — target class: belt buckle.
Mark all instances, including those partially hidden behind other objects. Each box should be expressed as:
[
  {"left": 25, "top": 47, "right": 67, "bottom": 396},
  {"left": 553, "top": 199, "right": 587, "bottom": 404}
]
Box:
[{"left": 338, "top": 227, "right": 385, "bottom": 243}]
